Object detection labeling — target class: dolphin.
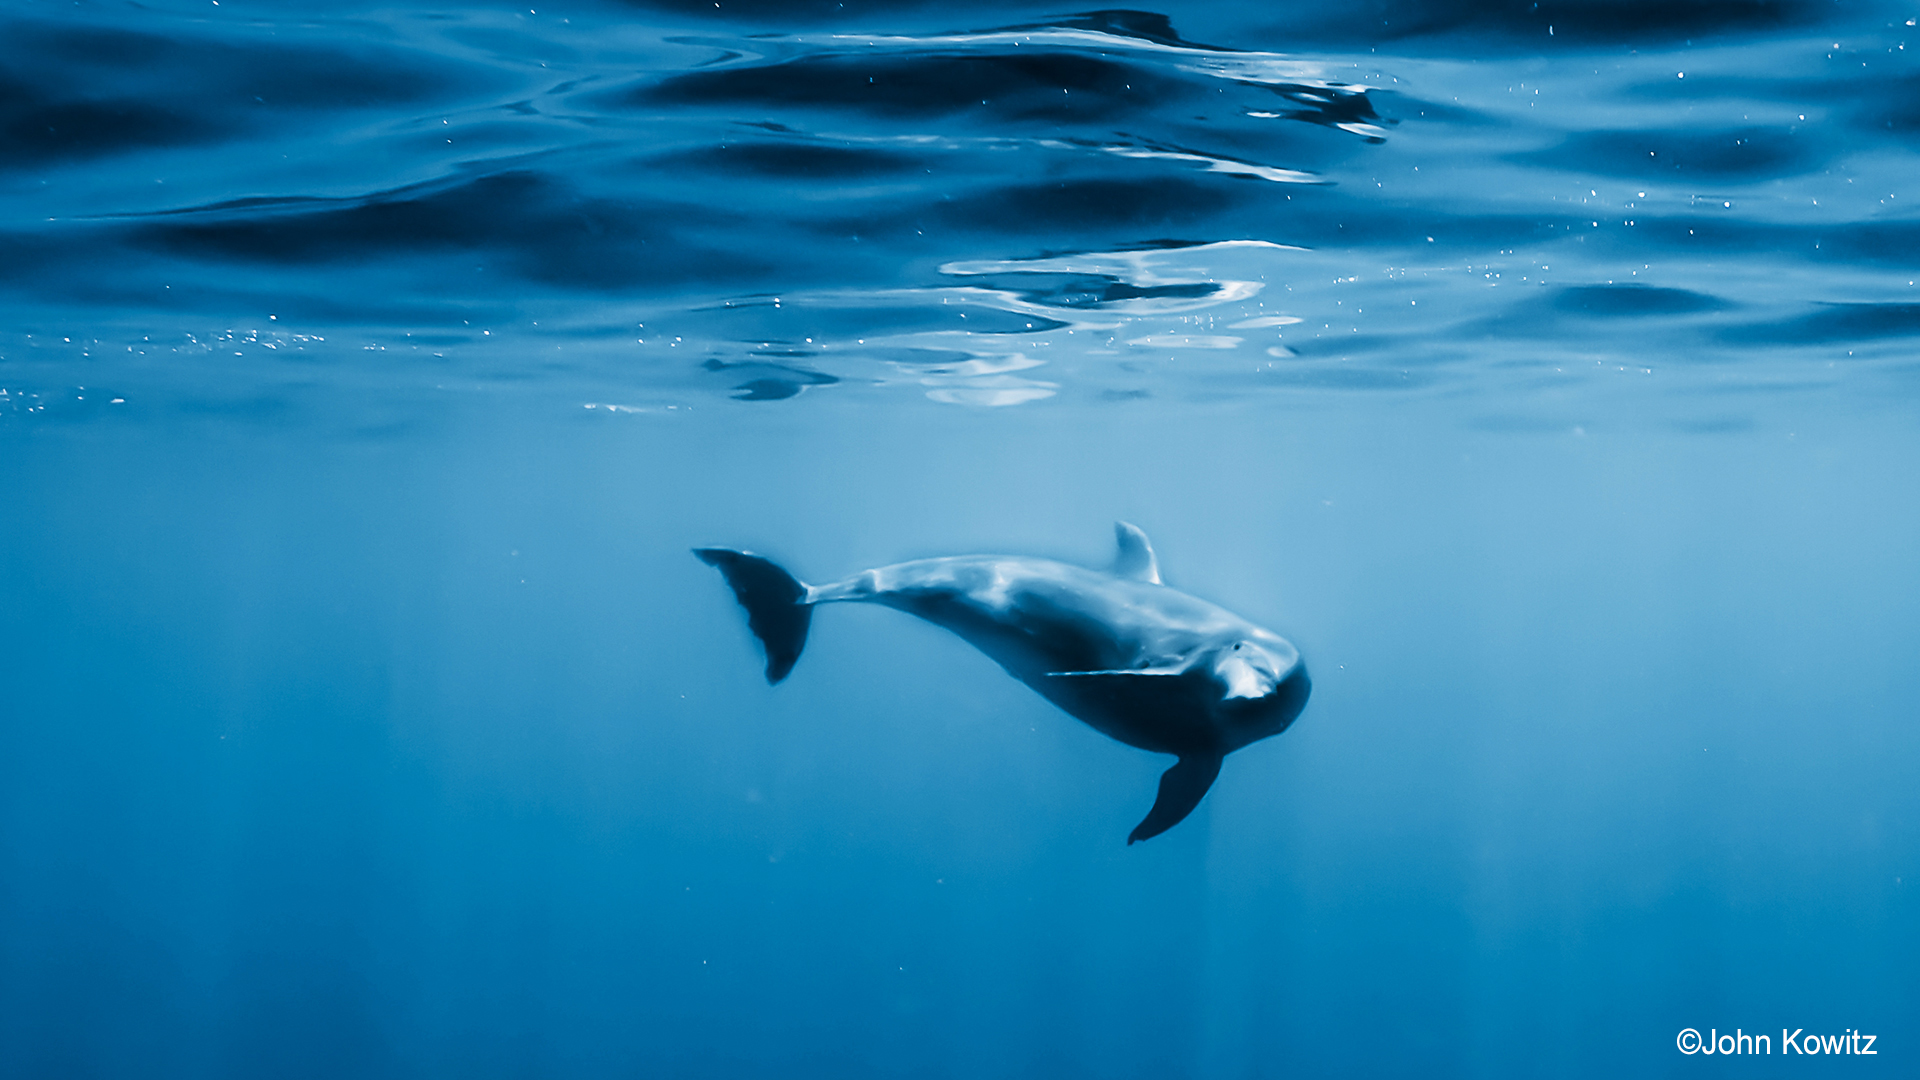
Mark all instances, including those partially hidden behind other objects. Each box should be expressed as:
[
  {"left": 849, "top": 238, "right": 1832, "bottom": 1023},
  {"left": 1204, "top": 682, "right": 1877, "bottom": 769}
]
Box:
[{"left": 694, "top": 523, "right": 1310, "bottom": 843}]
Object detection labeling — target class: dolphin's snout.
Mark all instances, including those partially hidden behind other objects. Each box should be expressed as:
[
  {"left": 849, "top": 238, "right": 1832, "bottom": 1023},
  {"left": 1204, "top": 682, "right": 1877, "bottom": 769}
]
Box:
[
  {"left": 1211, "top": 640, "right": 1296, "bottom": 700},
  {"left": 1215, "top": 651, "right": 1310, "bottom": 746},
  {"left": 1271, "top": 663, "right": 1311, "bottom": 732}
]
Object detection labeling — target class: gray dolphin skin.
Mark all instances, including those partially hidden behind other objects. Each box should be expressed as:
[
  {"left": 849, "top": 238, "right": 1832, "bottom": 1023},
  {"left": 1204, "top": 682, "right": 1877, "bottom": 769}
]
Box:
[{"left": 694, "top": 523, "right": 1310, "bottom": 843}]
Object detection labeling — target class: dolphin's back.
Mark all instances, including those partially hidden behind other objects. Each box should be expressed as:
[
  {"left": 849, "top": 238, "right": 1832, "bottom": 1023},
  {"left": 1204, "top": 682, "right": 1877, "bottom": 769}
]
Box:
[{"left": 813, "top": 555, "right": 1246, "bottom": 678}]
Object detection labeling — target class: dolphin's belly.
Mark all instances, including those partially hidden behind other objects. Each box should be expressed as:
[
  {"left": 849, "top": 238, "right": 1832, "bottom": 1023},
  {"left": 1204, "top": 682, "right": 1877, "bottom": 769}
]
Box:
[{"left": 1025, "top": 673, "right": 1222, "bottom": 754}]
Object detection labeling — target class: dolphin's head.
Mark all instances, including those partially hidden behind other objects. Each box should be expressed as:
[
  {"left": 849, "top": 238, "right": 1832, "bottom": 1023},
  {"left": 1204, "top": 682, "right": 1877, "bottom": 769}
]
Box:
[{"left": 1208, "top": 638, "right": 1311, "bottom": 748}]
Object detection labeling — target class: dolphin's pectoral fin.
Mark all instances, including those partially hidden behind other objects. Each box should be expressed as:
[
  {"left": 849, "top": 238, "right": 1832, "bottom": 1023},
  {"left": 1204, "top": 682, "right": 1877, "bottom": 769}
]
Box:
[
  {"left": 1113, "top": 521, "right": 1161, "bottom": 584},
  {"left": 1044, "top": 668, "right": 1192, "bottom": 712},
  {"left": 1129, "top": 754, "right": 1222, "bottom": 844}
]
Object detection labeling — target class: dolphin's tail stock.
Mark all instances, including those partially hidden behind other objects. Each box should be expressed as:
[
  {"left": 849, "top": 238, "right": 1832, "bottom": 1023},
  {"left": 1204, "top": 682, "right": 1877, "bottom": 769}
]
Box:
[{"left": 694, "top": 549, "right": 814, "bottom": 683}]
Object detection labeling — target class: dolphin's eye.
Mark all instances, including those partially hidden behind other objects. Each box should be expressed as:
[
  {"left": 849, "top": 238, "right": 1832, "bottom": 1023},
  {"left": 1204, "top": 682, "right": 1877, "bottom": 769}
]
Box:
[{"left": 1233, "top": 643, "right": 1242, "bottom": 650}]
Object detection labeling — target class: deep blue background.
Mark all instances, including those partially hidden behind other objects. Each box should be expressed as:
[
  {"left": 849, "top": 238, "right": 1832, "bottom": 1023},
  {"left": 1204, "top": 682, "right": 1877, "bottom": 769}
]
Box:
[{"left": 3, "top": 0, "right": 1916, "bottom": 1076}]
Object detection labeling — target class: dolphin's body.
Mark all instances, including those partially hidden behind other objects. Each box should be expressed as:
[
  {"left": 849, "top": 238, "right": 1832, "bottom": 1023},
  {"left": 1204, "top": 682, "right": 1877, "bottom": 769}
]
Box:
[{"left": 695, "top": 523, "right": 1310, "bottom": 843}]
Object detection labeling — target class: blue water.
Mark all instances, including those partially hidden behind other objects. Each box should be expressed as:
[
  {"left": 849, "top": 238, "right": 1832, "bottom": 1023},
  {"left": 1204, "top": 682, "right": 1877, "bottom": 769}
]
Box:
[{"left": 3, "top": 1, "right": 1917, "bottom": 1076}]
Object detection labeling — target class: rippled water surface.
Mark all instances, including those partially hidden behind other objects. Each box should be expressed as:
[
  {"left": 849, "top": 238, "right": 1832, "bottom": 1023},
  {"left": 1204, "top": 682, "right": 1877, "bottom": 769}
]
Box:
[{"left": 3, "top": 1, "right": 1917, "bottom": 1076}]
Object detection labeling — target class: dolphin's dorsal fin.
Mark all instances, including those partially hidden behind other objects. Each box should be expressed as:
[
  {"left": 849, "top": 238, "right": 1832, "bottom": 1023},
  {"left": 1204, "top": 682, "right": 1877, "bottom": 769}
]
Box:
[
  {"left": 1129, "top": 754, "right": 1222, "bottom": 844},
  {"left": 1113, "top": 521, "right": 1161, "bottom": 584}
]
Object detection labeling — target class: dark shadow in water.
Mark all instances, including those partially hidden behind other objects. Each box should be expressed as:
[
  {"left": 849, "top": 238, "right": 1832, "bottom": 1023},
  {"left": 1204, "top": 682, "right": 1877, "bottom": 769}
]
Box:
[
  {"left": 0, "top": 232, "right": 75, "bottom": 284},
  {"left": 0, "top": 19, "right": 475, "bottom": 167},
  {"left": 1282, "top": 335, "right": 1404, "bottom": 360},
  {"left": 1579, "top": 217, "right": 1920, "bottom": 269},
  {"left": 0, "top": 74, "right": 220, "bottom": 166},
  {"left": 1554, "top": 285, "right": 1730, "bottom": 315},
  {"left": 703, "top": 357, "right": 839, "bottom": 400},
  {"left": 1517, "top": 126, "right": 1830, "bottom": 180},
  {"left": 1718, "top": 302, "right": 1920, "bottom": 344},
  {"left": 1024, "top": 10, "right": 1209, "bottom": 48},
  {"left": 1626, "top": 70, "right": 1920, "bottom": 137},
  {"left": 1250, "top": 0, "right": 1823, "bottom": 47},
  {"left": 932, "top": 177, "right": 1248, "bottom": 231},
  {"left": 657, "top": 142, "right": 927, "bottom": 179},
  {"left": 126, "top": 172, "right": 764, "bottom": 289},
  {"left": 1450, "top": 285, "right": 1733, "bottom": 342},
  {"left": 2, "top": 21, "right": 455, "bottom": 107},
  {"left": 635, "top": 52, "right": 1185, "bottom": 122},
  {"left": 1809, "top": 222, "right": 1920, "bottom": 266},
  {"left": 1500, "top": 0, "right": 1814, "bottom": 37},
  {"left": 1831, "top": 72, "right": 1920, "bottom": 135}
]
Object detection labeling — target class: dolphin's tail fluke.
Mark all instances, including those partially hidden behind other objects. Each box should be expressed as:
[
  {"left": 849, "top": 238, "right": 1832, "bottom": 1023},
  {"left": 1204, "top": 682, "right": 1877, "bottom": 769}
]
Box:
[{"left": 694, "top": 548, "right": 813, "bottom": 684}]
